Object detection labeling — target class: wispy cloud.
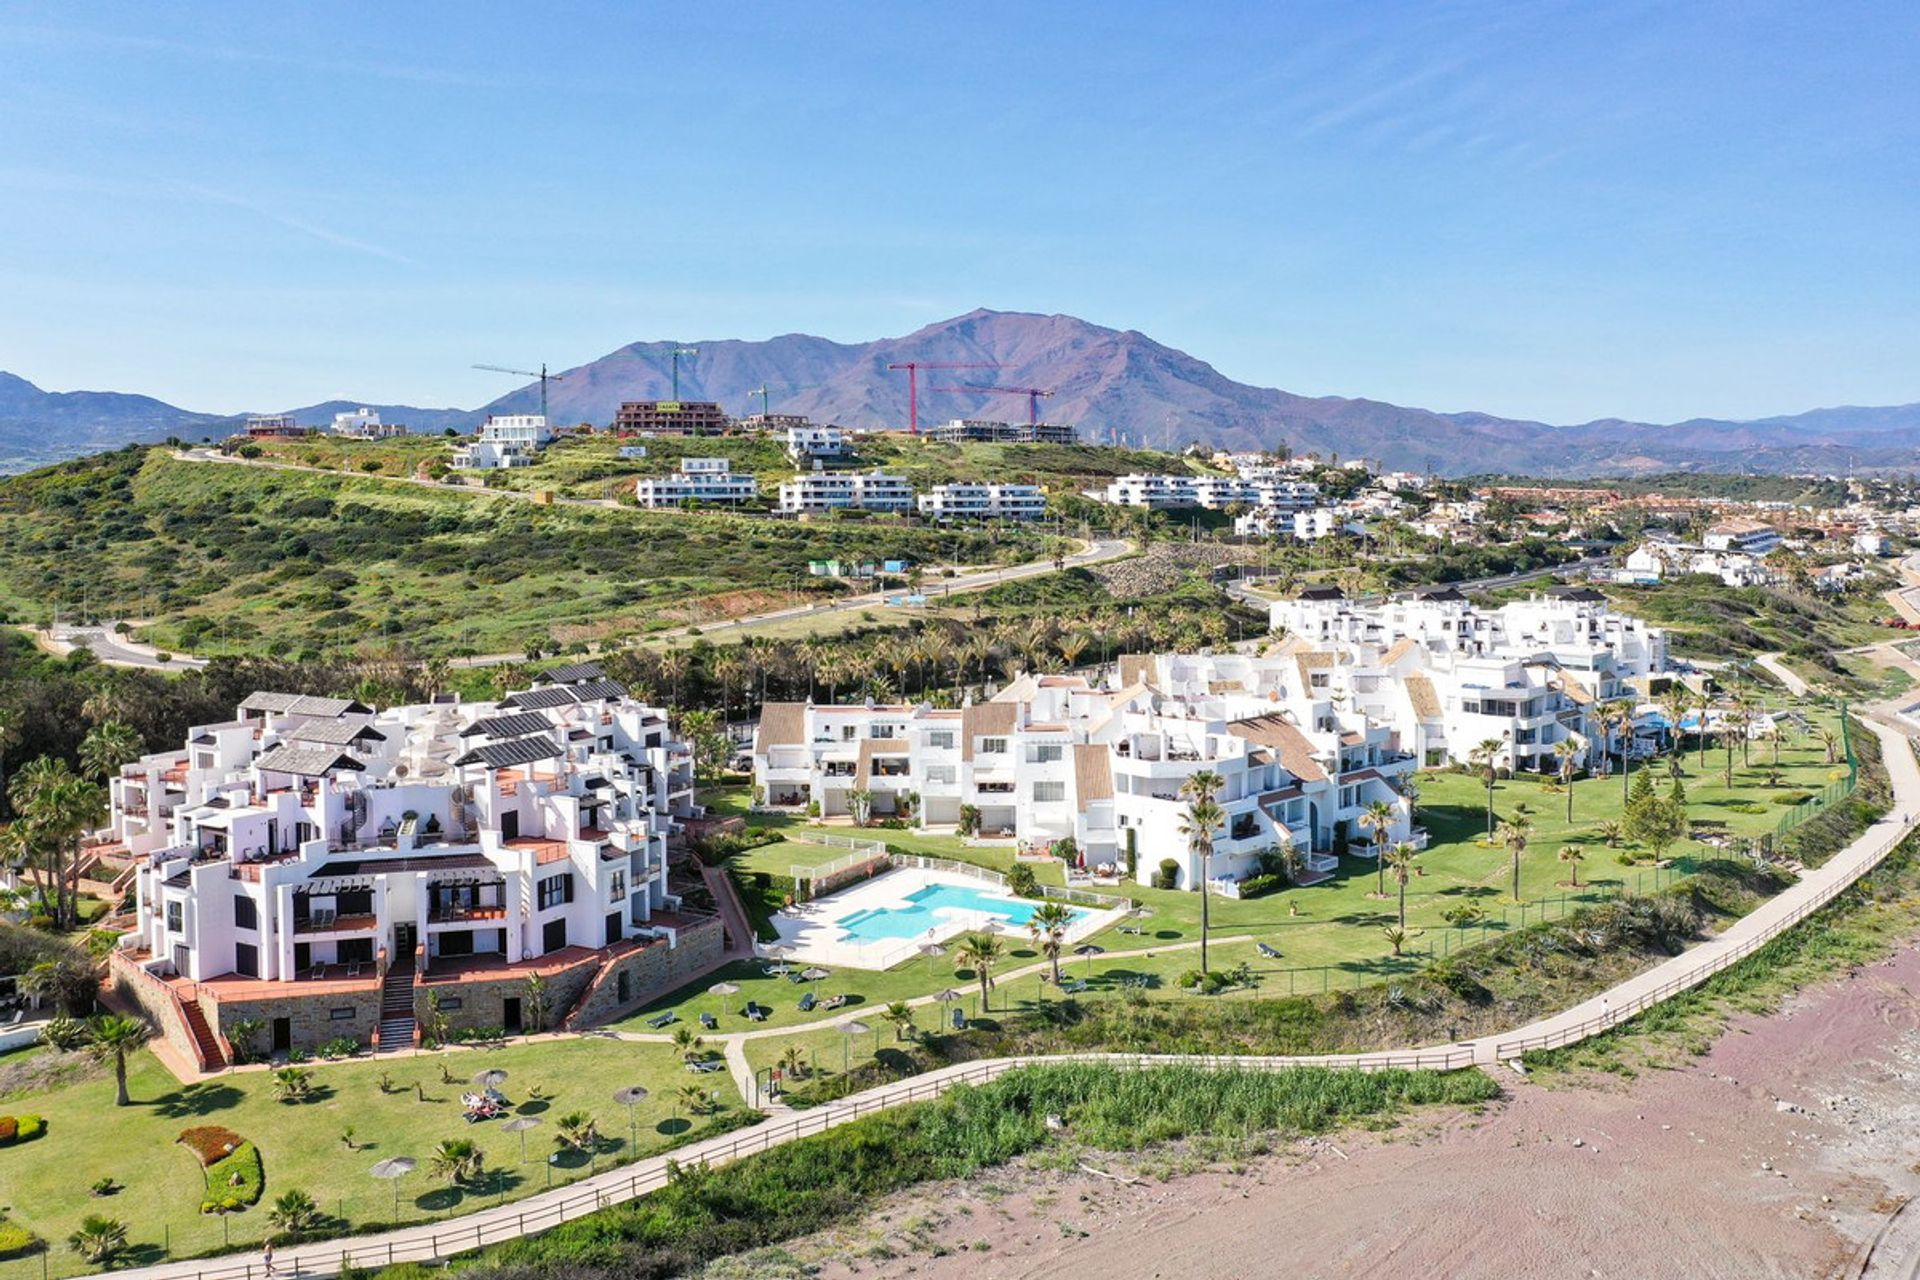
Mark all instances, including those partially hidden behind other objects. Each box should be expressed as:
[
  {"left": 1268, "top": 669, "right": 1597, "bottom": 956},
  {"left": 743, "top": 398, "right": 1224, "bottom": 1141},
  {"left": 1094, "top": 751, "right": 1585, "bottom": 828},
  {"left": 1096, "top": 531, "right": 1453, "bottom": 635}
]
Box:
[
  {"left": 178, "top": 182, "right": 418, "bottom": 266},
  {"left": 0, "top": 22, "right": 517, "bottom": 90}
]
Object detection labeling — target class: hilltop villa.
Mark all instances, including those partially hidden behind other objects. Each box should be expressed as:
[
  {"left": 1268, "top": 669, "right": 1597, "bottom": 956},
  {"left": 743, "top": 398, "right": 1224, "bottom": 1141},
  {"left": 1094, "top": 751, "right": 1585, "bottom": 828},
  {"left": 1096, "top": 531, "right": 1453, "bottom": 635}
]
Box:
[{"left": 106, "top": 664, "right": 727, "bottom": 1067}]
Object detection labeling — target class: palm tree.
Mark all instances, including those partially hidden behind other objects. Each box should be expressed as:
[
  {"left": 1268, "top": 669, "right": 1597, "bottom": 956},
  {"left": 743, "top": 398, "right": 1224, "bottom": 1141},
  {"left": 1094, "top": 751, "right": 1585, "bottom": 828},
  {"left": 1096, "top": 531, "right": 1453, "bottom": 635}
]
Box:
[
  {"left": 1601, "top": 700, "right": 1635, "bottom": 806},
  {"left": 12, "top": 756, "right": 104, "bottom": 930},
  {"left": 553, "top": 1112, "right": 598, "bottom": 1153},
  {"left": 1496, "top": 813, "right": 1533, "bottom": 903},
  {"left": 1469, "top": 738, "right": 1505, "bottom": 838},
  {"left": 270, "top": 1065, "right": 314, "bottom": 1103},
  {"left": 429, "top": 1137, "right": 485, "bottom": 1186},
  {"left": 1659, "top": 686, "right": 1691, "bottom": 774},
  {"left": 1816, "top": 725, "right": 1840, "bottom": 766},
  {"left": 779, "top": 1042, "right": 807, "bottom": 1081},
  {"left": 1025, "top": 901, "right": 1075, "bottom": 984},
  {"left": 268, "top": 1188, "right": 321, "bottom": 1238},
  {"left": 79, "top": 720, "right": 144, "bottom": 785},
  {"left": 1597, "top": 819, "right": 1622, "bottom": 848},
  {"left": 88, "top": 1014, "right": 151, "bottom": 1106},
  {"left": 677, "top": 1083, "right": 707, "bottom": 1118},
  {"left": 670, "top": 1024, "right": 704, "bottom": 1063},
  {"left": 67, "top": 1215, "right": 128, "bottom": 1265},
  {"left": 1558, "top": 844, "right": 1586, "bottom": 888},
  {"left": 1383, "top": 841, "right": 1418, "bottom": 931},
  {"left": 955, "top": 932, "right": 1003, "bottom": 1012},
  {"left": 1358, "top": 798, "right": 1396, "bottom": 895},
  {"left": 1178, "top": 769, "right": 1226, "bottom": 973},
  {"left": 881, "top": 1000, "right": 915, "bottom": 1041},
  {"left": 1553, "top": 737, "right": 1582, "bottom": 822}
]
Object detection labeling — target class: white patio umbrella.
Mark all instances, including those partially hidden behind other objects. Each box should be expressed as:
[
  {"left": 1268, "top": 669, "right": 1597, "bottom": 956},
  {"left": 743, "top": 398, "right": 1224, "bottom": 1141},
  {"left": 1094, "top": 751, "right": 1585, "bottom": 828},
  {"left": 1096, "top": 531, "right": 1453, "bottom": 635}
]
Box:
[
  {"left": 369, "top": 1155, "right": 415, "bottom": 1218},
  {"left": 709, "top": 980, "right": 740, "bottom": 1016},
  {"left": 502, "top": 1115, "right": 541, "bottom": 1162}
]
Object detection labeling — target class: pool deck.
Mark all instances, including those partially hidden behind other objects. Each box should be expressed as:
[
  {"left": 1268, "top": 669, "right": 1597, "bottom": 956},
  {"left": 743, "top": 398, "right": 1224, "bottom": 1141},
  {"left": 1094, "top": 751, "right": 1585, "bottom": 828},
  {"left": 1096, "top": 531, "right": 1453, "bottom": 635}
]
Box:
[{"left": 763, "top": 866, "right": 1124, "bottom": 971}]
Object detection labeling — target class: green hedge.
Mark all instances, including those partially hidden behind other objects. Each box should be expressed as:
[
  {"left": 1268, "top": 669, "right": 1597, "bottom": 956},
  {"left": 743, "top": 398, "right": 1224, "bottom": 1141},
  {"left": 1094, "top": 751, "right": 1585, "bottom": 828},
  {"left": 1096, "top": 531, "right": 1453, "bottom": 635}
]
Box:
[{"left": 201, "top": 1141, "right": 265, "bottom": 1214}]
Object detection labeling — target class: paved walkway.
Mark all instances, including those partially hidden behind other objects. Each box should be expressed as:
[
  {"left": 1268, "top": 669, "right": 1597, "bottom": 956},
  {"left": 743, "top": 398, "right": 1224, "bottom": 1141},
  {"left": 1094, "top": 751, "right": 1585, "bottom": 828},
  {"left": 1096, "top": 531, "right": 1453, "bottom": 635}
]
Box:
[
  {"left": 1755, "top": 651, "right": 1810, "bottom": 697},
  {"left": 96, "top": 718, "right": 1920, "bottom": 1280}
]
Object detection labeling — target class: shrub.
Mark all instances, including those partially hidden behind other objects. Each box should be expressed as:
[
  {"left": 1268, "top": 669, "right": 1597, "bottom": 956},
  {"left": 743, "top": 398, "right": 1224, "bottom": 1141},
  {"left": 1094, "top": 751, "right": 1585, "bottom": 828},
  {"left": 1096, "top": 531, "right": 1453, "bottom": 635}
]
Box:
[
  {"left": 1772, "top": 791, "right": 1811, "bottom": 806},
  {"left": 0, "top": 1216, "right": 41, "bottom": 1259},
  {"left": 318, "top": 1036, "right": 358, "bottom": 1059},
  {"left": 1153, "top": 859, "right": 1181, "bottom": 891},
  {"left": 1006, "top": 864, "right": 1040, "bottom": 899},
  {"left": 201, "top": 1141, "right": 265, "bottom": 1212},
  {"left": 1235, "top": 874, "right": 1282, "bottom": 899}
]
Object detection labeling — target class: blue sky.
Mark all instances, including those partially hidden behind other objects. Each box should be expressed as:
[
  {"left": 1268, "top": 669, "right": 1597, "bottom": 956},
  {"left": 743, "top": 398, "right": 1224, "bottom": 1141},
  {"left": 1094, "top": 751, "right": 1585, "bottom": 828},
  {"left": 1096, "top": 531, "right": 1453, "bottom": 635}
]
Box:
[{"left": 2, "top": 1, "right": 1916, "bottom": 422}]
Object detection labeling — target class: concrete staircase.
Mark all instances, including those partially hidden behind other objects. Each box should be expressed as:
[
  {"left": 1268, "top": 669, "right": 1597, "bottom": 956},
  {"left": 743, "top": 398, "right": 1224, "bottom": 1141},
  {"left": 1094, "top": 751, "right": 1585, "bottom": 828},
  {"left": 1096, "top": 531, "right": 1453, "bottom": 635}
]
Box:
[
  {"left": 178, "top": 997, "right": 226, "bottom": 1071},
  {"left": 376, "top": 952, "right": 417, "bottom": 1051}
]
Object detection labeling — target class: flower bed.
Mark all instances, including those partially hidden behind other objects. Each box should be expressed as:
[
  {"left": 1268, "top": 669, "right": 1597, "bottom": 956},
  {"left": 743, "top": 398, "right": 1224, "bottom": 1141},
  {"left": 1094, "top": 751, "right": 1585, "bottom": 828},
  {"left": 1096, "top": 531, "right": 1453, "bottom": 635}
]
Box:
[
  {"left": 0, "top": 1115, "right": 45, "bottom": 1145},
  {"left": 177, "top": 1125, "right": 245, "bottom": 1165}
]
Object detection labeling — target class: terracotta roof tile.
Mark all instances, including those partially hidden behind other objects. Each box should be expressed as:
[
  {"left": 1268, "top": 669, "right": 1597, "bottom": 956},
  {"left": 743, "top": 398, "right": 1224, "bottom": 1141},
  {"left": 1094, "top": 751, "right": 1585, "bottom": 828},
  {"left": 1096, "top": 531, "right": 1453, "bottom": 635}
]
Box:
[{"left": 1226, "top": 715, "right": 1329, "bottom": 783}]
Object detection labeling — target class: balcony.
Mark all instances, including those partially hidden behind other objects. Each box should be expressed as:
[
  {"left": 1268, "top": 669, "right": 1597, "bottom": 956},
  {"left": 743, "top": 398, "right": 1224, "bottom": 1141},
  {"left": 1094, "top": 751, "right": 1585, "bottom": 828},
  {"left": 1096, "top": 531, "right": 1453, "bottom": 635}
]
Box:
[
  {"left": 293, "top": 912, "right": 379, "bottom": 936},
  {"left": 428, "top": 903, "right": 507, "bottom": 925}
]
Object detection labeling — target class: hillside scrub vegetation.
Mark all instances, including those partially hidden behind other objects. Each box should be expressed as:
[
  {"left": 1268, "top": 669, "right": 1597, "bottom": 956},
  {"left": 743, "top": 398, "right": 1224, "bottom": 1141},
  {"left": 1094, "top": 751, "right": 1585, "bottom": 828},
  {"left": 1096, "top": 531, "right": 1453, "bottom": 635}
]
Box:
[
  {"left": 0, "top": 448, "right": 1057, "bottom": 657},
  {"left": 420, "top": 1064, "right": 1496, "bottom": 1280}
]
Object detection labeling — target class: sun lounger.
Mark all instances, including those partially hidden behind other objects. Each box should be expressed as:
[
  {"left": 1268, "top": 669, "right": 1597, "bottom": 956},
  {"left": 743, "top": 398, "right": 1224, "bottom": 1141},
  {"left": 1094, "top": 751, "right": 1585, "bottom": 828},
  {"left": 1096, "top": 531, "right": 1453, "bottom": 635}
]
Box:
[
  {"left": 797, "top": 991, "right": 817, "bottom": 1013},
  {"left": 745, "top": 1002, "right": 768, "bottom": 1021},
  {"left": 699, "top": 1012, "right": 718, "bottom": 1031},
  {"left": 687, "top": 1059, "right": 726, "bottom": 1073},
  {"left": 822, "top": 993, "right": 847, "bottom": 1011},
  {"left": 646, "top": 1010, "right": 677, "bottom": 1029},
  {"left": 951, "top": 1008, "right": 967, "bottom": 1030},
  {"left": 1256, "top": 942, "right": 1281, "bottom": 959},
  {"left": 1060, "top": 980, "right": 1089, "bottom": 994}
]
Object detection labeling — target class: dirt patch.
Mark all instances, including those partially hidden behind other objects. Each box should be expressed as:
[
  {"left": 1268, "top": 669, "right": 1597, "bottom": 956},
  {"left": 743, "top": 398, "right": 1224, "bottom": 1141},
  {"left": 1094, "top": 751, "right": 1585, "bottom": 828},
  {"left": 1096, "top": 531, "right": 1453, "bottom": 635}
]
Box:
[{"left": 741, "top": 942, "right": 1920, "bottom": 1280}]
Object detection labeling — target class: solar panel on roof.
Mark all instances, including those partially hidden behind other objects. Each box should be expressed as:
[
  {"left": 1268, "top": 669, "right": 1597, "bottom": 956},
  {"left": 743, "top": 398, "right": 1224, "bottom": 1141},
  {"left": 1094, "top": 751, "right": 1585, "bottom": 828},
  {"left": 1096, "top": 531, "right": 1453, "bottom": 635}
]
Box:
[{"left": 451, "top": 736, "right": 565, "bottom": 769}]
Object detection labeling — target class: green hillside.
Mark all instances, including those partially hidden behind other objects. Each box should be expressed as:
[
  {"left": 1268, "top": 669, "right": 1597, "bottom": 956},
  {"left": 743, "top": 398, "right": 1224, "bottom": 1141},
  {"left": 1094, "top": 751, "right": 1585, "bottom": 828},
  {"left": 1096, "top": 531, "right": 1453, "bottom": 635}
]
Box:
[
  {"left": 0, "top": 447, "right": 1062, "bottom": 659},
  {"left": 240, "top": 431, "right": 1205, "bottom": 500}
]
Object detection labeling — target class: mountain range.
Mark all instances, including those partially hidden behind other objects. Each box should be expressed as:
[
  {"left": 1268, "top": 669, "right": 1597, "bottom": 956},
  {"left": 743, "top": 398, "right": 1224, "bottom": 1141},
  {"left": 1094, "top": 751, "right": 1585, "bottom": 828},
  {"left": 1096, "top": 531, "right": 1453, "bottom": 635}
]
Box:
[{"left": 5, "top": 310, "right": 1920, "bottom": 477}]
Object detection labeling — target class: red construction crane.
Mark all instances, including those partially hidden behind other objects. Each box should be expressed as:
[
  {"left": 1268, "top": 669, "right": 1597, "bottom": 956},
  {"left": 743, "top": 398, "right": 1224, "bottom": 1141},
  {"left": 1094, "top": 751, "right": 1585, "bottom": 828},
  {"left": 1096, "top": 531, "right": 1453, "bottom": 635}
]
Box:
[
  {"left": 885, "top": 361, "right": 1000, "bottom": 434},
  {"left": 929, "top": 383, "right": 1056, "bottom": 426}
]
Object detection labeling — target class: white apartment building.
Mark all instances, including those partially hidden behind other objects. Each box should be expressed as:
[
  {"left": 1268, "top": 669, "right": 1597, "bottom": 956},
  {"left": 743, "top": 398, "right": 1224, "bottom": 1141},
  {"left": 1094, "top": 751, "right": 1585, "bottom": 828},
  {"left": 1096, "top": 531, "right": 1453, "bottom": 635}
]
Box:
[
  {"left": 783, "top": 424, "right": 845, "bottom": 462},
  {"left": 1702, "top": 519, "right": 1782, "bottom": 555},
  {"left": 917, "top": 482, "right": 1047, "bottom": 522},
  {"left": 1102, "top": 473, "right": 1322, "bottom": 514},
  {"left": 777, "top": 470, "right": 914, "bottom": 515},
  {"left": 752, "top": 661, "right": 1421, "bottom": 895},
  {"left": 632, "top": 458, "right": 759, "bottom": 507},
  {"left": 452, "top": 414, "right": 553, "bottom": 470},
  {"left": 1268, "top": 585, "right": 1669, "bottom": 772},
  {"left": 108, "top": 664, "right": 725, "bottom": 1064},
  {"left": 331, "top": 409, "right": 407, "bottom": 440}
]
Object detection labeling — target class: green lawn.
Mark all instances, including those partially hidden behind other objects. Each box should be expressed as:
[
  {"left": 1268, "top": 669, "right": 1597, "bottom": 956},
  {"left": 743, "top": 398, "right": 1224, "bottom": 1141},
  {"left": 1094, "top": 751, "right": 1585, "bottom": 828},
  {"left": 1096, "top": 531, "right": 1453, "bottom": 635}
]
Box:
[{"left": 1, "top": 1036, "right": 746, "bottom": 1277}]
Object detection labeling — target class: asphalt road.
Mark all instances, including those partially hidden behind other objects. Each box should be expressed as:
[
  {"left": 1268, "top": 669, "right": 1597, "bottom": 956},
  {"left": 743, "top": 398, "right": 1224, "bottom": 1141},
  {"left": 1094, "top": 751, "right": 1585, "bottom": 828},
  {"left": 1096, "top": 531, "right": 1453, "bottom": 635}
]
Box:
[{"left": 43, "top": 625, "right": 208, "bottom": 671}]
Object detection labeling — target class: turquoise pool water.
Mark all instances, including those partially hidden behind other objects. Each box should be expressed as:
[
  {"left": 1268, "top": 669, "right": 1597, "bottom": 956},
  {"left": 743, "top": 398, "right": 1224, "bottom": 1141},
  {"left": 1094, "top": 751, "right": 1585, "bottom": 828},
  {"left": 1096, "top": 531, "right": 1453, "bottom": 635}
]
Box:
[{"left": 837, "top": 881, "right": 1089, "bottom": 943}]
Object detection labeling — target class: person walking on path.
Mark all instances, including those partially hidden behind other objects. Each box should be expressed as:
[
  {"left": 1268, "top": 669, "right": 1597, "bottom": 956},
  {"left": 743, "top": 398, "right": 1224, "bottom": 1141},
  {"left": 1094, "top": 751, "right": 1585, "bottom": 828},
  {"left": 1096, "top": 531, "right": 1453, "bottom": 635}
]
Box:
[{"left": 263, "top": 1241, "right": 275, "bottom": 1278}]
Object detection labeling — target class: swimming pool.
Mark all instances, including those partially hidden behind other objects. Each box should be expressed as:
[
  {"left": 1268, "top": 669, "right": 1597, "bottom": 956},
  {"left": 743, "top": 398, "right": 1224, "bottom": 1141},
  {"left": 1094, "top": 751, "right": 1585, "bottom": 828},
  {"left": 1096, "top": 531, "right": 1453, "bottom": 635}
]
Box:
[{"left": 836, "top": 882, "right": 1088, "bottom": 943}]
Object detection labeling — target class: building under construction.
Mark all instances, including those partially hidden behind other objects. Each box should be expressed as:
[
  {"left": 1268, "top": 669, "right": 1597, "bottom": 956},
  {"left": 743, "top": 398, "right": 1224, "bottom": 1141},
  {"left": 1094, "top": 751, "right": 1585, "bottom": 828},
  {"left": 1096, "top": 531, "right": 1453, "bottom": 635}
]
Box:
[
  {"left": 613, "top": 400, "right": 732, "bottom": 436},
  {"left": 926, "top": 418, "right": 1077, "bottom": 445}
]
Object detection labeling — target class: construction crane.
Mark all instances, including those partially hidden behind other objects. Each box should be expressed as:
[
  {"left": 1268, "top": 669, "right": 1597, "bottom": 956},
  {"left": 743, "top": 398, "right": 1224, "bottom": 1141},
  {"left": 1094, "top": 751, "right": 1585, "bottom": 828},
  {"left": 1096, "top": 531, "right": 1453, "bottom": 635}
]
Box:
[
  {"left": 667, "top": 346, "right": 698, "bottom": 401},
  {"left": 885, "top": 361, "right": 1000, "bottom": 434},
  {"left": 930, "top": 383, "right": 1055, "bottom": 426},
  {"left": 472, "top": 363, "right": 568, "bottom": 423},
  {"left": 745, "top": 385, "right": 771, "bottom": 420}
]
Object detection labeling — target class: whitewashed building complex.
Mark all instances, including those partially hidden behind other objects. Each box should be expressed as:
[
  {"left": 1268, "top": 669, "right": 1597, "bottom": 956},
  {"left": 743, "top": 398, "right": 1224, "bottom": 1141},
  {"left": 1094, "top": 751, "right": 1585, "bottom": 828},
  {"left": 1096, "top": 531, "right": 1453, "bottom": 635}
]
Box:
[
  {"left": 331, "top": 408, "right": 407, "bottom": 440},
  {"left": 107, "top": 665, "right": 727, "bottom": 1067},
  {"left": 751, "top": 588, "right": 1667, "bottom": 894},
  {"left": 1099, "top": 473, "right": 1320, "bottom": 512},
  {"left": 917, "top": 482, "right": 1047, "bottom": 521},
  {"left": 777, "top": 470, "right": 915, "bottom": 515}
]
